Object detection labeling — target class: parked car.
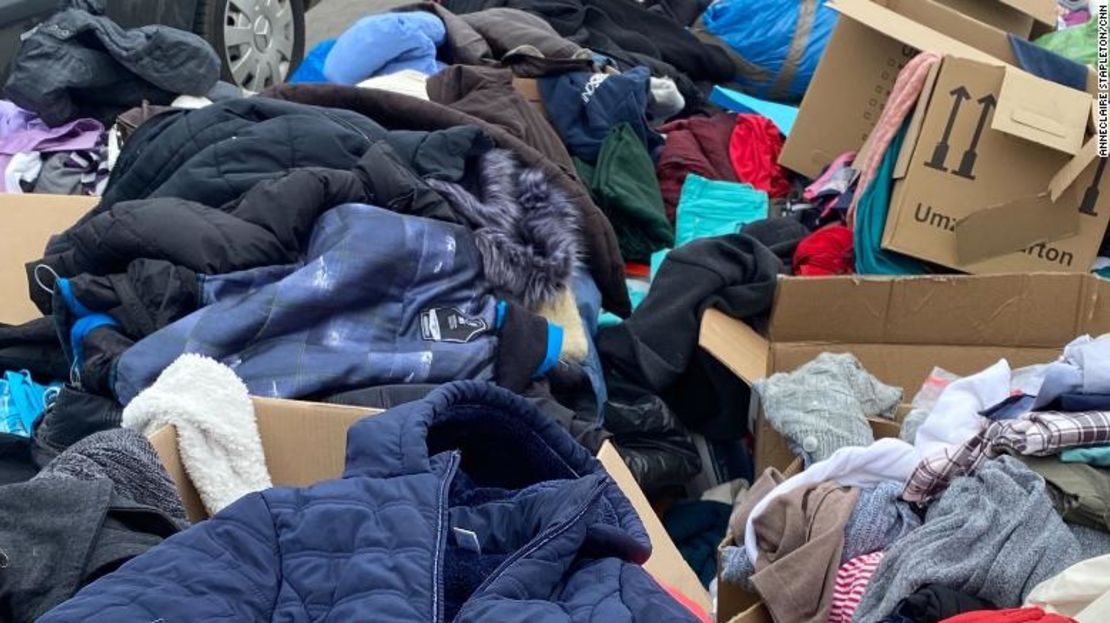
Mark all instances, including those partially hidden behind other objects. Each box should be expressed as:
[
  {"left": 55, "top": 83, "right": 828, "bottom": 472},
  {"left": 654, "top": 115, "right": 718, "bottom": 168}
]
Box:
[{"left": 0, "top": 0, "right": 322, "bottom": 91}]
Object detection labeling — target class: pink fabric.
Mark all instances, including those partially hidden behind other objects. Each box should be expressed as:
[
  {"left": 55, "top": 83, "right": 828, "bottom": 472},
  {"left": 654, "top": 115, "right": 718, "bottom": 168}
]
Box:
[
  {"left": 827, "top": 551, "right": 884, "bottom": 623},
  {"left": 847, "top": 52, "right": 941, "bottom": 225},
  {"left": 803, "top": 151, "right": 856, "bottom": 202},
  {"left": 1063, "top": 9, "right": 1090, "bottom": 26}
]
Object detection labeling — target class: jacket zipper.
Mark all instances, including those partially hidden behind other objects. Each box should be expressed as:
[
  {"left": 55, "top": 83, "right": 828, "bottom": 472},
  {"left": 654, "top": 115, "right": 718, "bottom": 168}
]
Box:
[
  {"left": 320, "top": 109, "right": 373, "bottom": 145},
  {"left": 452, "top": 481, "right": 607, "bottom": 621},
  {"left": 434, "top": 451, "right": 461, "bottom": 623}
]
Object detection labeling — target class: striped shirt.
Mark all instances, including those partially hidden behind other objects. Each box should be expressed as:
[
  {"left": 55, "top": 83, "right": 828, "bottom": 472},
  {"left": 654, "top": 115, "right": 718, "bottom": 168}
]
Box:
[
  {"left": 903, "top": 411, "right": 1110, "bottom": 503},
  {"left": 828, "top": 551, "right": 884, "bottom": 623}
]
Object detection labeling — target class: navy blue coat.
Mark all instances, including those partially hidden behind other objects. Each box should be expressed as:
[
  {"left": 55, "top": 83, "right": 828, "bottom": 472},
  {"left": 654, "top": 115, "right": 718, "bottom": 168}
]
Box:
[{"left": 41, "top": 382, "right": 697, "bottom": 622}]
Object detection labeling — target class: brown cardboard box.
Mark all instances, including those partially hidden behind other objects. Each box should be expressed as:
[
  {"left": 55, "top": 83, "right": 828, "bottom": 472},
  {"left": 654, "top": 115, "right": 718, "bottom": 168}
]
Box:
[
  {"left": 935, "top": 0, "right": 1056, "bottom": 37},
  {"left": 882, "top": 56, "right": 1104, "bottom": 273},
  {"left": 150, "top": 397, "right": 714, "bottom": 614},
  {"left": 699, "top": 273, "right": 1110, "bottom": 475},
  {"left": 780, "top": 0, "right": 1038, "bottom": 179},
  {"left": 0, "top": 194, "right": 96, "bottom": 324}
]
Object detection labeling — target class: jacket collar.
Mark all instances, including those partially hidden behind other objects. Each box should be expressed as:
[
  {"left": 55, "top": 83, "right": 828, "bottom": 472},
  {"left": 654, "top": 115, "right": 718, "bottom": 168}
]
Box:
[{"left": 342, "top": 381, "right": 652, "bottom": 560}]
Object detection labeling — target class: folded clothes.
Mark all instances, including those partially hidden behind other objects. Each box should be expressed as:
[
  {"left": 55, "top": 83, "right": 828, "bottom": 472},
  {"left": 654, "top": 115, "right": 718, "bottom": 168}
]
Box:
[
  {"left": 904, "top": 411, "right": 1110, "bottom": 504},
  {"left": 1014, "top": 455, "right": 1110, "bottom": 533}
]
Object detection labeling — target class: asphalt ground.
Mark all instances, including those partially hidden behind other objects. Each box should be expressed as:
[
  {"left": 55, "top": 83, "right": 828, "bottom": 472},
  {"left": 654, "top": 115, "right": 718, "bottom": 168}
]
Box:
[{"left": 307, "top": 0, "right": 413, "bottom": 49}]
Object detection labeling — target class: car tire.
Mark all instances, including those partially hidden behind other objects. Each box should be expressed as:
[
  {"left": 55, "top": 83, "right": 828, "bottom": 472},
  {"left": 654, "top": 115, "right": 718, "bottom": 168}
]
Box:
[{"left": 195, "top": 0, "right": 306, "bottom": 92}]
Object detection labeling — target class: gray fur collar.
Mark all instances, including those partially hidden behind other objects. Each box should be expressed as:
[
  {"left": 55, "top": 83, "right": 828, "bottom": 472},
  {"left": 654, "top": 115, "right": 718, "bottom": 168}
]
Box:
[{"left": 427, "top": 150, "right": 579, "bottom": 309}]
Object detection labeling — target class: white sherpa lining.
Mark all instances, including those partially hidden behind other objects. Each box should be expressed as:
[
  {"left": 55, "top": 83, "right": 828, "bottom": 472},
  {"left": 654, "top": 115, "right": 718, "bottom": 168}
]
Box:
[{"left": 122, "top": 354, "right": 272, "bottom": 514}]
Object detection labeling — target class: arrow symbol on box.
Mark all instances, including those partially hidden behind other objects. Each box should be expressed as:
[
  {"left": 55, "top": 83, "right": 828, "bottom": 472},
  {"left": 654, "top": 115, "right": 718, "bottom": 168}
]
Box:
[
  {"left": 954, "top": 94, "right": 997, "bottom": 180},
  {"left": 925, "top": 86, "right": 971, "bottom": 172}
]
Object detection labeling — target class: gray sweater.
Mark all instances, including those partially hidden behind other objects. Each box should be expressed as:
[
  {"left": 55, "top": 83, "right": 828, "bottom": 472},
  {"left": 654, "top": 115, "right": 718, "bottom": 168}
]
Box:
[{"left": 854, "top": 456, "right": 1086, "bottom": 623}]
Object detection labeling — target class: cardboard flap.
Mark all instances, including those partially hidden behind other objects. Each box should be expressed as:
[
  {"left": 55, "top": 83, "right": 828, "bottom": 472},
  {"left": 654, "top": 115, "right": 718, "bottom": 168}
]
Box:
[
  {"left": 954, "top": 191, "right": 1080, "bottom": 263},
  {"left": 992, "top": 68, "right": 1092, "bottom": 155},
  {"left": 699, "top": 308, "right": 770, "bottom": 385},
  {"left": 830, "top": 0, "right": 1010, "bottom": 66},
  {"left": 149, "top": 424, "right": 207, "bottom": 523},
  {"left": 596, "top": 442, "right": 712, "bottom": 613},
  {"left": 0, "top": 194, "right": 97, "bottom": 324},
  {"left": 768, "top": 274, "right": 1102, "bottom": 348},
  {"left": 996, "top": 0, "right": 1058, "bottom": 26},
  {"left": 1048, "top": 106, "right": 1101, "bottom": 201}
]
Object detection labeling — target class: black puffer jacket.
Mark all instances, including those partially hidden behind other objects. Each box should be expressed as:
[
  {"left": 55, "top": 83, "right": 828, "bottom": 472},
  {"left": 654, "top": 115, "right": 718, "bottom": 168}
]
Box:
[
  {"left": 29, "top": 143, "right": 490, "bottom": 365},
  {"left": 29, "top": 99, "right": 488, "bottom": 316},
  {"left": 97, "top": 96, "right": 480, "bottom": 213}
]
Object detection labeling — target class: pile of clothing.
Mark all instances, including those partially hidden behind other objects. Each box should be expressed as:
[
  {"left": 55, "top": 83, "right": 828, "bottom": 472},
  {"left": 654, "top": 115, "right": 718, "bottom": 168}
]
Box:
[
  {"left": 0, "top": 0, "right": 227, "bottom": 196},
  {"left": 38, "top": 381, "right": 710, "bottom": 621},
  {"left": 1, "top": 0, "right": 1105, "bottom": 620},
  {"left": 714, "top": 335, "right": 1110, "bottom": 623}
]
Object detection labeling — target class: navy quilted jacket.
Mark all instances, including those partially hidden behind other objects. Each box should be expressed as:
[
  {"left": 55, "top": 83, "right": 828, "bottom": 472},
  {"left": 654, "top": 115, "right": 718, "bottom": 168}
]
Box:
[{"left": 41, "top": 382, "right": 697, "bottom": 622}]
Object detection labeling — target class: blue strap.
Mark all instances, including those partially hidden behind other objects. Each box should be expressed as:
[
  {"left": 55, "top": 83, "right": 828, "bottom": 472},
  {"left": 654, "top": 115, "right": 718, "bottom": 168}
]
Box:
[
  {"left": 56, "top": 277, "right": 93, "bottom": 317},
  {"left": 70, "top": 313, "right": 119, "bottom": 370},
  {"left": 533, "top": 322, "right": 564, "bottom": 379},
  {"left": 495, "top": 300, "right": 509, "bottom": 330}
]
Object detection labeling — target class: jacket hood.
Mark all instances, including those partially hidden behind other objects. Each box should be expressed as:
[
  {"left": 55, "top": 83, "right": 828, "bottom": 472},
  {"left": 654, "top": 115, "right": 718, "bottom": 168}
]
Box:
[
  {"left": 343, "top": 381, "right": 652, "bottom": 563},
  {"left": 427, "top": 149, "right": 580, "bottom": 310}
]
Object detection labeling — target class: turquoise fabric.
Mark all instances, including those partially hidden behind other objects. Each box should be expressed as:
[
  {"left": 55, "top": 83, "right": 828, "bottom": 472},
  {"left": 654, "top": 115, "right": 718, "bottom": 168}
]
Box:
[
  {"left": 709, "top": 85, "right": 799, "bottom": 135},
  {"left": 1061, "top": 446, "right": 1110, "bottom": 467},
  {"left": 675, "top": 174, "right": 769, "bottom": 248},
  {"left": 0, "top": 370, "right": 61, "bottom": 437},
  {"left": 599, "top": 176, "right": 767, "bottom": 326},
  {"left": 853, "top": 123, "right": 928, "bottom": 276},
  {"left": 650, "top": 249, "right": 669, "bottom": 280}
]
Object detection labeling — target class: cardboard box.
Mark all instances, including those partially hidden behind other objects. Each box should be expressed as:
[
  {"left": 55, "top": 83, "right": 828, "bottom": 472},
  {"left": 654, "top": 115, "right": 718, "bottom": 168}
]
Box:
[
  {"left": 699, "top": 273, "right": 1110, "bottom": 474},
  {"left": 935, "top": 0, "right": 1056, "bottom": 37},
  {"left": 0, "top": 194, "right": 96, "bottom": 324},
  {"left": 780, "top": 0, "right": 1043, "bottom": 179},
  {"left": 882, "top": 56, "right": 1104, "bottom": 273},
  {"left": 150, "top": 397, "right": 714, "bottom": 615}
]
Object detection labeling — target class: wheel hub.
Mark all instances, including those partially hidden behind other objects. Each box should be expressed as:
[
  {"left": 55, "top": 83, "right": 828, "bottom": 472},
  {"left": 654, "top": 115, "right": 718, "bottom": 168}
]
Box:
[
  {"left": 252, "top": 15, "right": 273, "bottom": 50},
  {"left": 224, "top": 0, "right": 296, "bottom": 91}
]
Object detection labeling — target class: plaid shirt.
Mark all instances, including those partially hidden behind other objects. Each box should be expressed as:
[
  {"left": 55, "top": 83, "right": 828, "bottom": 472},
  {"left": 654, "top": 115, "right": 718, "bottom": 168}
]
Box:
[{"left": 903, "top": 411, "right": 1110, "bottom": 503}]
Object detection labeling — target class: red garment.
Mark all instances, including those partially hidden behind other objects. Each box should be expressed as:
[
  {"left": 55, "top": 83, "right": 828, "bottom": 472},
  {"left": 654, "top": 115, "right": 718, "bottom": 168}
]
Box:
[
  {"left": 656, "top": 112, "right": 738, "bottom": 222},
  {"left": 728, "top": 114, "right": 791, "bottom": 198},
  {"left": 651, "top": 577, "right": 713, "bottom": 623},
  {"left": 940, "top": 607, "right": 1077, "bottom": 623},
  {"left": 794, "top": 224, "right": 854, "bottom": 276}
]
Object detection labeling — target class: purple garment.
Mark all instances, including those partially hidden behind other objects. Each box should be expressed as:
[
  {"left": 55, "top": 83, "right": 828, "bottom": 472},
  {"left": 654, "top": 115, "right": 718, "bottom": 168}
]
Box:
[
  {"left": 1063, "top": 9, "right": 1090, "bottom": 27},
  {"left": 0, "top": 101, "right": 104, "bottom": 191}
]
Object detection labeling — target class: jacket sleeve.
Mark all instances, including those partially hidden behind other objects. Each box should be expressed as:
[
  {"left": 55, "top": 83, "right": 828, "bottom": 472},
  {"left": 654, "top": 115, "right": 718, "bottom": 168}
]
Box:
[
  {"left": 619, "top": 564, "right": 702, "bottom": 623},
  {"left": 39, "top": 493, "right": 282, "bottom": 622}
]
